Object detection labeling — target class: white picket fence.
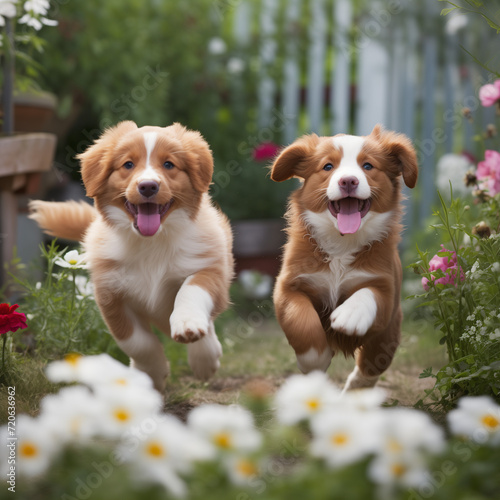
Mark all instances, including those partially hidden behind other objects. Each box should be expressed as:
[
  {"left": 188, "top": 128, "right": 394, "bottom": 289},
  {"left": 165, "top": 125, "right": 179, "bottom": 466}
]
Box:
[{"left": 230, "top": 0, "right": 498, "bottom": 227}]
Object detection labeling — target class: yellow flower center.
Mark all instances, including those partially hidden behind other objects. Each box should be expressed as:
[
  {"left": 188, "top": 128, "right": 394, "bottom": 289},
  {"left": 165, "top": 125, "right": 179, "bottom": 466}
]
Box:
[
  {"left": 20, "top": 442, "right": 38, "bottom": 458},
  {"left": 114, "top": 378, "right": 128, "bottom": 386},
  {"left": 482, "top": 414, "right": 499, "bottom": 430},
  {"left": 146, "top": 441, "right": 165, "bottom": 458},
  {"left": 387, "top": 438, "right": 403, "bottom": 453},
  {"left": 68, "top": 259, "right": 78, "bottom": 265},
  {"left": 391, "top": 463, "right": 406, "bottom": 478},
  {"left": 214, "top": 432, "right": 232, "bottom": 449},
  {"left": 114, "top": 408, "right": 130, "bottom": 422},
  {"left": 64, "top": 353, "right": 81, "bottom": 366},
  {"left": 305, "top": 398, "right": 321, "bottom": 412},
  {"left": 331, "top": 432, "right": 349, "bottom": 446},
  {"left": 236, "top": 459, "right": 258, "bottom": 477}
]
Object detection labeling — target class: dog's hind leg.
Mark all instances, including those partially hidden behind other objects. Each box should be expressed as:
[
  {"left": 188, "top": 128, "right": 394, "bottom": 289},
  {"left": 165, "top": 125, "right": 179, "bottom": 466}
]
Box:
[
  {"left": 342, "top": 308, "right": 401, "bottom": 393},
  {"left": 187, "top": 321, "right": 222, "bottom": 380}
]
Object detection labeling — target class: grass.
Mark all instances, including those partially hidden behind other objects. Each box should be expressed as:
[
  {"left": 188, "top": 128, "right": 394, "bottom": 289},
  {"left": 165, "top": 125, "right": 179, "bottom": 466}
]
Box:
[{"left": 160, "top": 314, "right": 446, "bottom": 420}]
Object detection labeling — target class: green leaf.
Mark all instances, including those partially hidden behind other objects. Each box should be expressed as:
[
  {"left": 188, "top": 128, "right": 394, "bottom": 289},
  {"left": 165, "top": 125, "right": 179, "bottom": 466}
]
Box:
[
  {"left": 419, "top": 367, "right": 436, "bottom": 379},
  {"left": 440, "top": 7, "right": 457, "bottom": 15},
  {"left": 439, "top": 336, "right": 447, "bottom": 345}
]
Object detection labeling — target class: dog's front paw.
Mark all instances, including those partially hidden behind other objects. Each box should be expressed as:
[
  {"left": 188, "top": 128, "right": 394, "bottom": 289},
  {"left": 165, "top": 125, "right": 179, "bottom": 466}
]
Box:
[
  {"left": 170, "top": 312, "right": 209, "bottom": 344},
  {"left": 330, "top": 289, "right": 377, "bottom": 336}
]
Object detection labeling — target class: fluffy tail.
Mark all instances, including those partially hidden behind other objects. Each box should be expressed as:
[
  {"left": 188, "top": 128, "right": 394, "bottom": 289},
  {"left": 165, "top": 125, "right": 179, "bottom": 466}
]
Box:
[{"left": 29, "top": 200, "right": 97, "bottom": 242}]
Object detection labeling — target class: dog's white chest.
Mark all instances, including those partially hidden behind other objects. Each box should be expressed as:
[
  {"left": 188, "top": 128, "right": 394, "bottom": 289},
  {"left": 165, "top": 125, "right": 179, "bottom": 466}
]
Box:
[{"left": 298, "top": 259, "right": 375, "bottom": 309}]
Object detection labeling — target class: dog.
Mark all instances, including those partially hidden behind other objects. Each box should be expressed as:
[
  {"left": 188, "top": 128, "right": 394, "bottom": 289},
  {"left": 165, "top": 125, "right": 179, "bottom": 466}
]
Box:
[
  {"left": 30, "top": 121, "right": 233, "bottom": 392},
  {"left": 270, "top": 125, "right": 418, "bottom": 391}
]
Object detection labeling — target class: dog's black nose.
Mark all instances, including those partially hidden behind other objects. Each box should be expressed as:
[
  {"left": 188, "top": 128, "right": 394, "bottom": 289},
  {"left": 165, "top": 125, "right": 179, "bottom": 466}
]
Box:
[{"left": 138, "top": 180, "right": 159, "bottom": 198}]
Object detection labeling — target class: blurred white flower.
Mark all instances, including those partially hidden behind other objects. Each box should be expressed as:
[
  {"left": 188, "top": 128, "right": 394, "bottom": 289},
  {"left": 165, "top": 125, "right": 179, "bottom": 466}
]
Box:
[
  {"left": 69, "top": 275, "right": 94, "bottom": 299},
  {"left": 436, "top": 153, "right": 474, "bottom": 197},
  {"left": 339, "top": 387, "right": 387, "bottom": 412},
  {"left": 227, "top": 57, "right": 245, "bottom": 75},
  {"left": 40, "top": 386, "right": 103, "bottom": 443},
  {"left": 46, "top": 353, "right": 154, "bottom": 390},
  {"left": 77, "top": 354, "right": 154, "bottom": 391},
  {"left": 224, "top": 455, "right": 260, "bottom": 487},
  {"left": 18, "top": 0, "right": 57, "bottom": 30},
  {"left": 448, "top": 396, "right": 500, "bottom": 445},
  {"left": 310, "top": 410, "right": 382, "bottom": 468},
  {"left": 207, "top": 37, "right": 226, "bottom": 55},
  {"left": 445, "top": 12, "right": 468, "bottom": 35},
  {"left": 95, "top": 385, "right": 162, "bottom": 438},
  {"left": 188, "top": 404, "right": 262, "bottom": 454},
  {"left": 54, "top": 249, "right": 87, "bottom": 269},
  {"left": 368, "top": 451, "right": 430, "bottom": 488},
  {"left": 119, "top": 415, "right": 213, "bottom": 497},
  {"left": 238, "top": 270, "right": 273, "bottom": 299},
  {"left": 0, "top": 0, "right": 16, "bottom": 26},
  {"left": 377, "top": 408, "right": 446, "bottom": 457},
  {"left": 274, "top": 371, "right": 341, "bottom": 425},
  {"left": 15, "top": 415, "right": 60, "bottom": 477},
  {"left": 45, "top": 352, "right": 86, "bottom": 383}
]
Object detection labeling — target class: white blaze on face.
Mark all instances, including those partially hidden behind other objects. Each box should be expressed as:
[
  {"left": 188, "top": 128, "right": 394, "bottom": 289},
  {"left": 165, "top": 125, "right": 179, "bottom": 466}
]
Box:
[
  {"left": 326, "top": 135, "right": 372, "bottom": 235},
  {"left": 326, "top": 135, "right": 370, "bottom": 201},
  {"left": 138, "top": 132, "right": 161, "bottom": 183}
]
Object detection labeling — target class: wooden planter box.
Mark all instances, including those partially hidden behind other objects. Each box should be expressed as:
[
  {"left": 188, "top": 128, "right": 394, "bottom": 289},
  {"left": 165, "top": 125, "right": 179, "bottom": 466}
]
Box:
[{"left": 0, "top": 133, "right": 57, "bottom": 289}]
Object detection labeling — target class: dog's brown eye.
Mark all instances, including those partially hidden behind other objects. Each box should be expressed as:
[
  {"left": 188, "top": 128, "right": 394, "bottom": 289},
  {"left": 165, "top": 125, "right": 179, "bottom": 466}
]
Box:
[
  {"left": 323, "top": 163, "right": 333, "bottom": 171},
  {"left": 123, "top": 161, "right": 134, "bottom": 170},
  {"left": 163, "top": 161, "right": 175, "bottom": 170}
]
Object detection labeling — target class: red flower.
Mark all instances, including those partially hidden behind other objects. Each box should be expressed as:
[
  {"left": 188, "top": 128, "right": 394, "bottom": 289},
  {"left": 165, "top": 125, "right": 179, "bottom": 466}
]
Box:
[
  {"left": 252, "top": 142, "right": 281, "bottom": 162},
  {"left": 0, "top": 303, "right": 28, "bottom": 335}
]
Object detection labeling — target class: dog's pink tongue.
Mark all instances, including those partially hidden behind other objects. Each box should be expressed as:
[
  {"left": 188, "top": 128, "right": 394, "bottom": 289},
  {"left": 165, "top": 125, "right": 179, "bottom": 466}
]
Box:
[
  {"left": 337, "top": 198, "right": 361, "bottom": 234},
  {"left": 137, "top": 204, "right": 161, "bottom": 236}
]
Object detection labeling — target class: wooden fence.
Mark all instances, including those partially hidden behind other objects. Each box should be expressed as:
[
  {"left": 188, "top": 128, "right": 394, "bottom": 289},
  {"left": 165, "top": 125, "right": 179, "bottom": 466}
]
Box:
[{"left": 229, "top": 0, "right": 498, "bottom": 227}]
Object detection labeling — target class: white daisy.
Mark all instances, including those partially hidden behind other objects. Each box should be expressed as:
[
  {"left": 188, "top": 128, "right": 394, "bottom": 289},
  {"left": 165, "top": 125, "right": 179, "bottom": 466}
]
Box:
[
  {"left": 188, "top": 404, "right": 262, "bottom": 454},
  {"left": 338, "top": 387, "right": 387, "bottom": 412},
  {"left": 274, "top": 371, "right": 341, "bottom": 425},
  {"left": 310, "top": 410, "right": 382, "bottom": 468},
  {"left": 368, "top": 450, "right": 430, "bottom": 488},
  {"left": 77, "top": 354, "right": 154, "bottom": 391},
  {"left": 448, "top": 396, "right": 500, "bottom": 445},
  {"left": 376, "top": 408, "right": 445, "bottom": 457},
  {"left": 95, "top": 385, "right": 162, "bottom": 438},
  {"left": 46, "top": 353, "right": 154, "bottom": 391},
  {"left": 119, "top": 415, "right": 213, "bottom": 497},
  {"left": 45, "top": 352, "right": 86, "bottom": 383},
  {"left": 15, "top": 415, "right": 60, "bottom": 477},
  {"left": 39, "top": 386, "right": 103, "bottom": 444},
  {"left": 224, "top": 455, "right": 260, "bottom": 487},
  {"left": 54, "top": 249, "right": 87, "bottom": 269}
]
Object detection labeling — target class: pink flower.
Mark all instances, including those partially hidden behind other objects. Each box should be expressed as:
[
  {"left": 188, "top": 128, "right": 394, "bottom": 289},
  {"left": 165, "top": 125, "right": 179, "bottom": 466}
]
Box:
[
  {"left": 421, "top": 245, "right": 465, "bottom": 291},
  {"left": 477, "top": 150, "right": 500, "bottom": 196},
  {"left": 0, "top": 303, "right": 28, "bottom": 335},
  {"left": 479, "top": 80, "right": 500, "bottom": 107},
  {"left": 252, "top": 142, "right": 281, "bottom": 162}
]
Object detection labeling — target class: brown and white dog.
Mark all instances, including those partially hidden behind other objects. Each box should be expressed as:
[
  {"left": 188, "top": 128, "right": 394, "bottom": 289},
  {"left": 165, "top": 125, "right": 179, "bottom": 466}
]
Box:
[
  {"left": 30, "top": 121, "right": 233, "bottom": 392},
  {"left": 270, "top": 125, "right": 418, "bottom": 391}
]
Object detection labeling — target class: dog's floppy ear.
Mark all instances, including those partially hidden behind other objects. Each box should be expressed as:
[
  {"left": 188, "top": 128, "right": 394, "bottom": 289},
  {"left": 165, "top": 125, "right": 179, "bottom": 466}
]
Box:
[
  {"left": 371, "top": 124, "right": 418, "bottom": 189},
  {"left": 169, "top": 123, "right": 213, "bottom": 193},
  {"left": 270, "top": 134, "right": 320, "bottom": 182},
  {"left": 77, "top": 121, "right": 138, "bottom": 198}
]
